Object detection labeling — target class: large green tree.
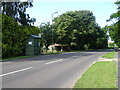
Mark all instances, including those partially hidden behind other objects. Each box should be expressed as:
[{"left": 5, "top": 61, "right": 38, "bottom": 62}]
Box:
[
  {"left": 2, "top": 0, "right": 36, "bottom": 26},
  {"left": 2, "top": 14, "right": 40, "bottom": 58},
  {"left": 2, "top": 1, "right": 40, "bottom": 58},
  {"left": 39, "top": 22, "right": 56, "bottom": 50},
  {"left": 53, "top": 10, "right": 107, "bottom": 50},
  {"left": 107, "top": 1, "right": 120, "bottom": 47}
]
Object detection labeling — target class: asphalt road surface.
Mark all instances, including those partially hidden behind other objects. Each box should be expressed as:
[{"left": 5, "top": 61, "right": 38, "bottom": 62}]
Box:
[{"left": 1, "top": 51, "right": 110, "bottom": 88}]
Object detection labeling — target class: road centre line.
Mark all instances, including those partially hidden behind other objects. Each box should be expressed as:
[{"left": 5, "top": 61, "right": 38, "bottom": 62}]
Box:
[
  {"left": 45, "top": 56, "right": 78, "bottom": 65},
  {"left": 0, "top": 67, "right": 33, "bottom": 77},
  {"left": 68, "top": 56, "right": 78, "bottom": 59},
  {"left": 45, "top": 59, "right": 64, "bottom": 65},
  {"left": 71, "top": 56, "right": 78, "bottom": 58},
  {"left": 1, "top": 56, "right": 77, "bottom": 77}
]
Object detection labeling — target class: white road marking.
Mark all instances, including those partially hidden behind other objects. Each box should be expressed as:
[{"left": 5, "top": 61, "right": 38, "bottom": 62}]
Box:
[
  {"left": 45, "top": 59, "right": 64, "bottom": 65},
  {"left": 68, "top": 56, "right": 78, "bottom": 59},
  {"left": 71, "top": 56, "right": 78, "bottom": 58},
  {"left": 0, "top": 67, "right": 33, "bottom": 77}
]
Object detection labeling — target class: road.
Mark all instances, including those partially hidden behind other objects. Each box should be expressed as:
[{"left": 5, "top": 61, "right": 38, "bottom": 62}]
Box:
[{"left": 1, "top": 51, "right": 109, "bottom": 88}]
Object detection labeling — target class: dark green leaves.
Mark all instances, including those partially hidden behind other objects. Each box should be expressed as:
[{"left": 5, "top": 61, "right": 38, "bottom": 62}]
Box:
[
  {"left": 107, "top": 1, "right": 120, "bottom": 47},
  {"left": 2, "top": 14, "right": 40, "bottom": 58},
  {"left": 53, "top": 10, "right": 107, "bottom": 50},
  {"left": 2, "top": 1, "right": 35, "bottom": 26}
]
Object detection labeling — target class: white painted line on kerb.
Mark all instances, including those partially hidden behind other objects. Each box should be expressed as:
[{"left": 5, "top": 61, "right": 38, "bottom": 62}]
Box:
[
  {"left": 0, "top": 67, "right": 33, "bottom": 77},
  {"left": 45, "top": 59, "right": 64, "bottom": 65}
]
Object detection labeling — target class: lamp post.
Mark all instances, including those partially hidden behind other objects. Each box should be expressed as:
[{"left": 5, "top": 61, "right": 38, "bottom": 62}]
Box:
[{"left": 51, "top": 11, "right": 58, "bottom": 53}]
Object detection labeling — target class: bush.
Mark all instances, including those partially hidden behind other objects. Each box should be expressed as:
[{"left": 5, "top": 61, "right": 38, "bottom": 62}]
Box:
[{"left": 2, "top": 14, "right": 40, "bottom": 58}]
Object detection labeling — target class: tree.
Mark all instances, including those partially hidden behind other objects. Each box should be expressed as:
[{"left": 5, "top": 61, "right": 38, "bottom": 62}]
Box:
[
  {"left": 39, "top": 22, "right": 53, "bottom": 51},
  {"left": 107, "top": 1, "right": 120, "bottom": 47},
  {"left": 2, "top": 14, "right": 40, "bottom": 58},
  {"left": 1, "top": 0, "right": 36, "bottom": 26},
  {"left": 53, "top": 10, "right": 107, "bottom": 50}
]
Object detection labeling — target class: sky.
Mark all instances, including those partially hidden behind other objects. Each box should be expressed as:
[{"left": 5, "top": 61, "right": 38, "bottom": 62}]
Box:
[{"left": 26, "top": 0, "right": 118, "bottom": 27}]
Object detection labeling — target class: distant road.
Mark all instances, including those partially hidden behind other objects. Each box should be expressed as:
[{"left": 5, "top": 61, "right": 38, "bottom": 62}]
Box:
[{"left": 2, "top": 51, "right": 110, "bottom": 88}]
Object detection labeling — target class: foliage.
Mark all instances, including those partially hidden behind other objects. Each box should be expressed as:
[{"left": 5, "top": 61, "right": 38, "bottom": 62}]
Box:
[
  {"left": 107, "top": 1, "right": 120, "bottom": 47},
  {"left": 2, "top": 14, "right": 40, "bottom": 58},
  {"left": 2, "top": 0, "right": 36, "bottom": 26},
  {"left": 39, "top": 22, "right": 53, "bottom": 51},
  {"left": 53, "top": 10, "right": 108, "bottom": 50}
]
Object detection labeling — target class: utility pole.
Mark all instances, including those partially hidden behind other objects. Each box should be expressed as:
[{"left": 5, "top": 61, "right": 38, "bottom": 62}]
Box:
[{"left": 51, "top": 11, "right": 58, "bottom": 53}]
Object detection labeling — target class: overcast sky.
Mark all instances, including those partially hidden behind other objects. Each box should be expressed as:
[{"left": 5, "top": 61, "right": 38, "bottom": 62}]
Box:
[{"left": 26, "top": 0, "right": 118, "bottom": 27}]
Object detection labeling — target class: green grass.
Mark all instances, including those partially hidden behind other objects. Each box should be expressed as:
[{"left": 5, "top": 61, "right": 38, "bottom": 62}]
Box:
[
  {"left": 74, "top": 61, "right": 117, "bottom": 88},
  {"left": 102, "top": 51, "right": 116, "bottom": 59},
  {"left": 1, "top": 55, "right": 35, "bottom": 61}
]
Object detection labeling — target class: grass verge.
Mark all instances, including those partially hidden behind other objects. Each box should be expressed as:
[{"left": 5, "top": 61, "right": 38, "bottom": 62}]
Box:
[
  {"left": 74, "top": 61, "right": 117, "bottom": 88},
  {"left": 1, "top": 55, "right": 35, "bottom": 61},
  {"left": 102, "top": 51, "right": 116, "bottom": 59}
]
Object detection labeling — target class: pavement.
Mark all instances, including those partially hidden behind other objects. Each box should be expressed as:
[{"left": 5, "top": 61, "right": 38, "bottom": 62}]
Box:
[
  {"left": 98, "top": 51, "right": 119, "bottom": 89},
  {"left": 117, "top": 51, "right": 120, "bottom": 90},
  {"left": 110, "top": 51, "right": 120, "bottom": 90},
  {"left": 1, "top": 51, "right": 110, "bottom": 88}
]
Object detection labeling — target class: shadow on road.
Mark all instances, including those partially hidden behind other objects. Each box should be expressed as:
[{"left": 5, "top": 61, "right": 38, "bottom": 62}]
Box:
[{"left": 2, "top": 49, "right": 114, "bottom": 62}]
